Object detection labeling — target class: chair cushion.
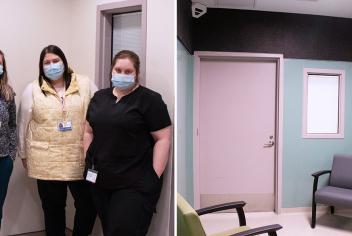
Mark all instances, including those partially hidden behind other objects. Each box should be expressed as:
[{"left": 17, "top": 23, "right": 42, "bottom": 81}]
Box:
[
  {"left": 177, "top": 193, "right": 207, "bottom": 236},
  {"left": 330, "top": 154, "right": 352, "bottom": 189},
  {"left": 315, "top": 186, "right": 352, "bottom": 207},
  {"left": 210, "top": 226, "right": 250, "bottom": 236}
]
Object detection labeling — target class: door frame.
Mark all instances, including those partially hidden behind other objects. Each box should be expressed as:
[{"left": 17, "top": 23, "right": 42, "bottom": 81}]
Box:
[
  {"left": 96, "top": 0, "right": 147, "bottom": 89},
  {"left": 193, "top": 51, "right": 284, "bottom": 213}
]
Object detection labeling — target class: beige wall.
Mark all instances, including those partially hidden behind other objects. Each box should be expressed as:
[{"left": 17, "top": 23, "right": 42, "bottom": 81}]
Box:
[
  {"left": 69, "top": 0, "right": 97, "bottom": 81},
  {"left": 0, "top": 0, "right": 175, "bottom": 235}
]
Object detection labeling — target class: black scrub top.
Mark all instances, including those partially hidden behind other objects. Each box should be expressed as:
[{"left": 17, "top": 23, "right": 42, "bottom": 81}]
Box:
[{"left": 85, "top": 86, "right": 171, "bottom": 189}]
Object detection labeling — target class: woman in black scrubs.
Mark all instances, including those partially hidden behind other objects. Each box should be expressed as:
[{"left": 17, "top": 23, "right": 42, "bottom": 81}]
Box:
[{"left": 83, "top": 50, "right": 171, "bottom": 236}]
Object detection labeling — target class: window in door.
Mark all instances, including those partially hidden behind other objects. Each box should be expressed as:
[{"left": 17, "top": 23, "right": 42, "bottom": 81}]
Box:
[{"left": 112, "top": 12, "right": 142, "bottom": 59}]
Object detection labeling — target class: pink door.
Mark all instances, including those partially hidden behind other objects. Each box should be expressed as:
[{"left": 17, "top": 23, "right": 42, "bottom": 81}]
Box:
[{"left": 198, "top": 58, "right": 277, "bottom": 212}]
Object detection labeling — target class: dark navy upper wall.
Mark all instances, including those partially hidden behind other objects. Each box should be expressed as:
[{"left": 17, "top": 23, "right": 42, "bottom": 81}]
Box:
[
  {"left": 177, "top": 0, "right": 193, "bottom": 54},
  {"left": 191, "top": 8, "right": 352, "bottom": 61}
]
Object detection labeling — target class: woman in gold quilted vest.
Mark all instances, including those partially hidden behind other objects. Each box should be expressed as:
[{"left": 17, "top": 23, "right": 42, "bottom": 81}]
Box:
[{"left": 17, "top": 45, "right": 97, "bottom": 236}]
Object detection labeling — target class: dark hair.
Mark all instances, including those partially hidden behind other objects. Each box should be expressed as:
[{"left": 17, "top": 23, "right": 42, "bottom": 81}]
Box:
[
  {"left": 0, "top": 50, "right": 14, "bottom": 101},
  {"left": 111, "top": 50, "right": 140, "bottom": 82},
  {"left": 38, "top": 45, "right": 72, "bottom": 92}
]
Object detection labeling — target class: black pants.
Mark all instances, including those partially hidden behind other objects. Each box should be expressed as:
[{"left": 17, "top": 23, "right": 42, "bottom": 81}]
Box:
[
  {"left": 37, "top": 179, "right": 97, "bottom": 236},
  {"left": 91, "top": 167, "right": 162, "bottom": 236}
]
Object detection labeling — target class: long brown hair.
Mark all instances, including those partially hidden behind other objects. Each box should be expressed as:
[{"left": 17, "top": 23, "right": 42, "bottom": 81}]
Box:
[
  {"left": 38, "top": 45, "right": 72, "bottom": 92},
  {"left": 0, "top": 50, "right": 14, "bottom": 101}
]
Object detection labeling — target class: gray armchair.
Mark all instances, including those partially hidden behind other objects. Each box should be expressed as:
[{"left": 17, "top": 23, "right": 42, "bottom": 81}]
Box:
[{"left": 311, "top": 154, "right": 352, "bottom": 228}]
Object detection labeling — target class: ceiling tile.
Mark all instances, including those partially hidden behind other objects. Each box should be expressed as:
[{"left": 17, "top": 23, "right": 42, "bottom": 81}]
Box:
[
  {"left": 192, "top": 0, "right": 217, "bottom": 8},
  {"left": 218, "top": 0, "right": 256, "bottom": 8}
]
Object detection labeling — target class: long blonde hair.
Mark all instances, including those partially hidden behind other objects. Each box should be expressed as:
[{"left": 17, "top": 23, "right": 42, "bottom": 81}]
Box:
[{"left": 0, "top": 50, "right": 14, "bottom": 101}]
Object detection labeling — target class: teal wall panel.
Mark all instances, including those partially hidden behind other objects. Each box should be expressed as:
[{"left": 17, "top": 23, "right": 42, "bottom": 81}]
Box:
[
  {"left": 283, "top": 59, "right": 352, "bottom": 207},
  {"left": 177, "top": 40, "right": 194, "bottom": 205}
]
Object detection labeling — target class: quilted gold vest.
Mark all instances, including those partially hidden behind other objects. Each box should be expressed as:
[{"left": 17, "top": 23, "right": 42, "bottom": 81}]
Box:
[{"left": 26, "top": 74, "right": 91, "bottom": 180}]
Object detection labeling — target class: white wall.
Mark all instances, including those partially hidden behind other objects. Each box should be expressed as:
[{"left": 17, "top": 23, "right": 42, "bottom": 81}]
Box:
[
  {"left": 146, "top": 1, "right": 175, "bottom": 235},
  {"left": 69, "top": 0, "right": 97, "bottom": 81},
  {"left": 1, "top": 0, "right": 175, "bottom": 235}
]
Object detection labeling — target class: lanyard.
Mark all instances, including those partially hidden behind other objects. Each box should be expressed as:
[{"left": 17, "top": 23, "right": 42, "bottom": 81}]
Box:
[
  {"left": 55, "top": 87, "right": 68, "bottom": 121},
  {"left": 60, "top": 96, "right": 69, "bottom": 121}
]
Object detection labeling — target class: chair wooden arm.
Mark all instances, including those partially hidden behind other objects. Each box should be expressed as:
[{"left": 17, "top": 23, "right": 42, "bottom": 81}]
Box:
[
  {"left": 231, "top": 224, "right": 283, "bottom": 236},
  {"left": 312, "top": 170, "right": 331, "bottom": 194},
  {"left": 312, "top": 170, "right": 331, "bottom": 178},
  {"left": 196, "top": 201, "right": 246, "bottom": 226}
]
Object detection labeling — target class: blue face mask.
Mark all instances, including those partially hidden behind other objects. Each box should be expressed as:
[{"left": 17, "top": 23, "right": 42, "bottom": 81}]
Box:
[
  {"left": 111, "top": 74, "right": 135, "bottom": 90},
  {"left": 43, "top": 62, "right": 64, "bottom": 81},
  {"left": 0, "top": 65, "right": 3, "bottom": 76}
]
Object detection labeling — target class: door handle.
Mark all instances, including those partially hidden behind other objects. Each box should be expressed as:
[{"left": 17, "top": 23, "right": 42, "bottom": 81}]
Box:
[{"left": 263, "top": 140, "right": 275, "bottom": 148}]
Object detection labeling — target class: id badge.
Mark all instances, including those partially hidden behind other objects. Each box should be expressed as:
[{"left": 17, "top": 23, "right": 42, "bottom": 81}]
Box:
[
  {"left": 86, "top": 169, "right": 98, "bottom": 183},
  {"left": 58, "top": 121, "right": 72, "bottom": 132}
]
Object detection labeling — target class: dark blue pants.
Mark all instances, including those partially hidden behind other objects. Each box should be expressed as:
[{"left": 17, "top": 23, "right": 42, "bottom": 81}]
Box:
[{"left": 0, "top": 156, "right": 13, "bottom": 227}]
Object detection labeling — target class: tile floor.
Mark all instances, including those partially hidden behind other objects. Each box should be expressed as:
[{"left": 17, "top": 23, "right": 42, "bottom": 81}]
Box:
[
  {"left": 5, "top": 211, "right": 352, "bottom": 235},
  {"left": 201, "top": 211, "right": 352, "bottom": 236},
  {"left": 8, "top": 229, "right": 72, "bottom": 236}
]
